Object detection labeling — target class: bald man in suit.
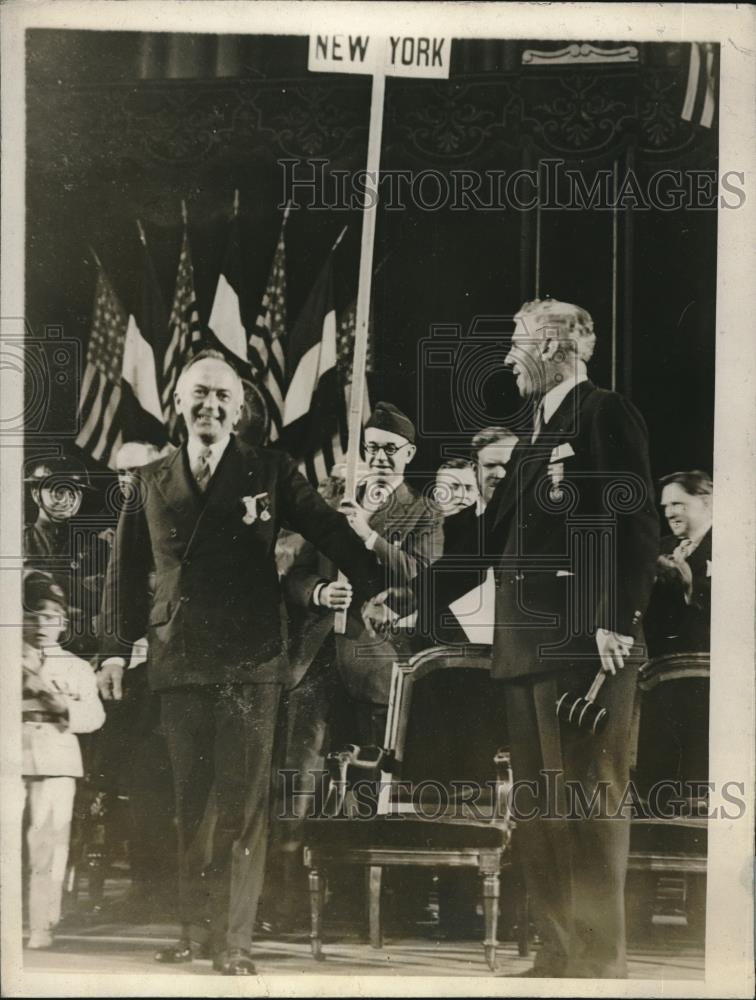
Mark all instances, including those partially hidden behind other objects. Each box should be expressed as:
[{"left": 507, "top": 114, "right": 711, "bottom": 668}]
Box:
[{"left": 100, "top": 350, "right": 384, "bottom": 975}]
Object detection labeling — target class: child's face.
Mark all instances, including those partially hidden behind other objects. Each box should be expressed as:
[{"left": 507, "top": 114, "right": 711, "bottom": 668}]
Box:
[{"left": 23, "top": 600, "right": 66, "bottom": 648}]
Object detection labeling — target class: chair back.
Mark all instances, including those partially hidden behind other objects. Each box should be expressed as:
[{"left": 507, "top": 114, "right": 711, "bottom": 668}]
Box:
[
  {"left": 635, "top": 653, "right": 710, "bottom": 813},
  {"left": 379, "top": 644, "right": 510, "bottom": 820}
]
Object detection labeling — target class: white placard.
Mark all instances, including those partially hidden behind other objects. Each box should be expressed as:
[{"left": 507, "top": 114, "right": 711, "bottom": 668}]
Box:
[{"left": 308, "top": 34, "right": 450, "bottom": 78}]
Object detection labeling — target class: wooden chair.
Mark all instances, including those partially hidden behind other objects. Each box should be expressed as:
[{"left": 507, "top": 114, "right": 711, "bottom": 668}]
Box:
[
  {"left": 628, "top": 652, "right": 710, "bottom": 936},
  {"left": 303, "top": 644, "right": 528, "bottom": 972}
]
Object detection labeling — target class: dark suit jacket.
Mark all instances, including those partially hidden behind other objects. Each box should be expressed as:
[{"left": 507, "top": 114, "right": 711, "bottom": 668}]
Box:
[
  {"left": 412, "top": 381, "right": 660, "bottom": 680},
  {"left": 100, "top": 436, "right": 384, "bottom": 692},
  {"left": 644, "top": 529, "right": 712, "bottom": 657},
  {"left": 284, "top": 479, "right": 444, "bottom": 701}
]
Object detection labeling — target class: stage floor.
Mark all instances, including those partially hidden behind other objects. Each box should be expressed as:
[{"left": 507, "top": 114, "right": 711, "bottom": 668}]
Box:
[{"left": 20, "top": 901, "right": 705, "bottom": 980}]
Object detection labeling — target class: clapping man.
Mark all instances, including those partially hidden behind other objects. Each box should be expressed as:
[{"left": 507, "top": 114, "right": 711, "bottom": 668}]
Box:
[{"left": 646, "top": 470, "right": 713, "bottom": 656}]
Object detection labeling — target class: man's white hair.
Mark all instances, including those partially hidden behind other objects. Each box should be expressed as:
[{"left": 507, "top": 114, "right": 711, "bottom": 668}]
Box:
[
  {"left": 515, "top": 299, "right": 596, "bottom": 363},
  {"left": 175, "top": 349, "right": 243, "bottom": 396}
]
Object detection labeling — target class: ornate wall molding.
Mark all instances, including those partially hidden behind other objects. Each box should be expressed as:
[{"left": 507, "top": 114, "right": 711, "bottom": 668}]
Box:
[{"left": 522, "top": 43, "right": 639, "bottom": 66}]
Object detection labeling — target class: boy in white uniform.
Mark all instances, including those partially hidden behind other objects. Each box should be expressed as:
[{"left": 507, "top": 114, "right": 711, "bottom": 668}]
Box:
[{"left": 22, "top": 572, "right": 105, "bottom": 949}]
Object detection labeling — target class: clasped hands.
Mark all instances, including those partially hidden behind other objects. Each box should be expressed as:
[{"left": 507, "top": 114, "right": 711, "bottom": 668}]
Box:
[
  {"left": 360, "top": 588, "right": 413, "bottom": 638},
  {"left": 359, "top": 597, "right": 636, "bottom": 670},
  {"left": 656, "top": 548, "right": 694, "bottom": 603}
]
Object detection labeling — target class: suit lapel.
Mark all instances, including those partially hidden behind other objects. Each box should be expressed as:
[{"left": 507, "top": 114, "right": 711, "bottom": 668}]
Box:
[
  {"left": 154, "top": 437, "right": 264, "bottom": 555},
  {"left": 490, "top": 381, "right": 596, "bottom": 530},
  {"left": 154, "top": 446, "right": 202, "bottom": 535},
  {"left": 201, "top": 437, "right": 262, "bottom": 523}
]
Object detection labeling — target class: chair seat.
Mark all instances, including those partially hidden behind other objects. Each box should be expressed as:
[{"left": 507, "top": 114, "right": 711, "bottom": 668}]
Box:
[
  {"left": 630, "top": 817, "right": 708, "bottom": 856},
  {"left": 305, "top": 815, "right": 509, "bottom": 851}
]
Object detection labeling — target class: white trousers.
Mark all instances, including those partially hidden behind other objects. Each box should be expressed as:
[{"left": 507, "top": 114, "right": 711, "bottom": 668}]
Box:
[{"left": 24, "top": 777, "right": 76, "bottom": 934}]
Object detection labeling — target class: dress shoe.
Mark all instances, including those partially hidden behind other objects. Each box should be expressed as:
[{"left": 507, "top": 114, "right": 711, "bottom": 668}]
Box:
[
  {"left": 154, "top": 939, "right": 212, "bottom": 964},
  {"left": 218, "top": 947, "right": 257, "bottom": 976}
]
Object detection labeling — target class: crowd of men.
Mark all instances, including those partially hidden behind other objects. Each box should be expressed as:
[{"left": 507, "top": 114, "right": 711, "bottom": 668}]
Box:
[{"left": 21, "top": 298, "right": 712, "bottom": 978}]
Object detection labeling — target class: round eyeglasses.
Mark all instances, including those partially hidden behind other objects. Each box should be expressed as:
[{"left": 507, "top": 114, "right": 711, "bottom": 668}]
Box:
[{"left": 363, "top": 442, "right": 411, "bottom": 458}]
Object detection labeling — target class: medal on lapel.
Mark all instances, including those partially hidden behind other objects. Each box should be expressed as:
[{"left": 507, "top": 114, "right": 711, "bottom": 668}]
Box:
[
  {"left": 241, "top": 492, "right": 271, "bottom": 525},
  {"left": 547, "top": 462, "right": 564, "bottom": 503},
  {"left": 547, "top": 443, "right": 574, "bottom": 504}
]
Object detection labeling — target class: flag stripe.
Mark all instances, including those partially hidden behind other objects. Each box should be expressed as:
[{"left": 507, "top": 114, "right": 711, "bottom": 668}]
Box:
[
  {"left": 700, "top": 45, "right": 715, "bottom": 128},
  {"left": 209, "top": 272, "right": 248, "bottom": 360},
  {"left": 76, "top": 368, "right": 107, "bottom": 450},
  {"left": 123, "top": 314, "right": 164, "bottom": 421},
  {"left": 681, "top": 42, "right": 701, "bottom": 122},
  {"left": 92, "top": 381, "right": 121, "bottom": 461},
  {"left": 252, "top": 216, "right": 288, "bottom": 444}
]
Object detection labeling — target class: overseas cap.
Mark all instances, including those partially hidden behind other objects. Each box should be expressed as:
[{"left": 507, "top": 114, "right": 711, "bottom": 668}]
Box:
[{"left": 364, "top": 402, "right": 415, "bottom": 444}]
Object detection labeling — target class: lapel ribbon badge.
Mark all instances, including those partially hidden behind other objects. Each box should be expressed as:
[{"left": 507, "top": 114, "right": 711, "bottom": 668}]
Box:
[
  {"left": 547, "top": 443, "right": 574, "bottom": 504},
  {"left": 241, "top": 492, "right": 271, "bottom": 525},
  {"left": 547, "top": 462, "right": 564, "bottom": 503}
]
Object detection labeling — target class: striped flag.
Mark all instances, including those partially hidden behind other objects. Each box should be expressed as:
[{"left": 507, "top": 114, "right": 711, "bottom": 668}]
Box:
[
  {"left": 282, "top": 255, "right": 345, "bottom": 484},
  {"left": 207, "top": 214, "right": 250, "bottom": 363},
  {"left": 336, "top": 296, "right": 372, "bottom": 436},
  {"left": 281, "top": 256, "right": 372, "bottom": 485},
  {"left": 681, "top": 42, "right": 717, "bottom": 129},
  {"left": 119, "top": 235, "right": 169, "bottom": 448},
  {"left": 163, "top": 226, "right": 202, "bottom": 437},
  {"left": 249, "top": 211, "right": 288, "bottom": 442},
  {"left": 75, "top": 264, "right": 129, "bottom": 468}
]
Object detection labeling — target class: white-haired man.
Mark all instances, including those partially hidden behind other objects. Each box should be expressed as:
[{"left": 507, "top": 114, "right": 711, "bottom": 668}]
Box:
[
  {"left": 100, "top": 349, "right": 383, "bottom": 975},
  {"left": 366, "top": 300, "right": 659, "bottom": 977}
]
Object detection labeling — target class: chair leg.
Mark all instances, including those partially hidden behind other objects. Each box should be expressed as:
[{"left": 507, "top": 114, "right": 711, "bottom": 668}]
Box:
[
  {"left": 481, "top": 870, "right": 500, "bottom": 973},
  {"left": 516, "top": 888, "right": 530, "bottom": 957},
  {"left": 366, "top": 866, "right": 383, "bottom": 949},
  {"left": 308, "top": 867, "right": 326, "bottom": 961}
]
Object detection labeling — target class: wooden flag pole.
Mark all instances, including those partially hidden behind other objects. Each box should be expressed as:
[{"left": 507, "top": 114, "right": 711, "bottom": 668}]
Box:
[
  {"left": 306, "top": 32, "right": 450, "bottom": 634},
  {"left": 334, "top": 44, "right": 388, "bottom": 635}
]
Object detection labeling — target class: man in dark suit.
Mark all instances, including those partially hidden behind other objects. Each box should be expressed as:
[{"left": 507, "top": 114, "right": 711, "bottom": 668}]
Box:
[
  {"left": 366, "top": 300, "right": 659, "bottom": 977},
  {"left": 645, "top": 470, "right": 712, "bottom": 656},
  {"left": 435, "top": 428, "right": 518, "bottom": 644},
  {"left": 100, "top": 350, "right": 383, "bottom": 975},
  {"left": 336, "top": 402, "right": 444, "bottom": 745}
]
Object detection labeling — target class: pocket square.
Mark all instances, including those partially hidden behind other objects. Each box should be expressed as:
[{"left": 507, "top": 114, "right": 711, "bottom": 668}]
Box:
[{"left": 550, "top": 443, "right": 575, "bottom": 461}]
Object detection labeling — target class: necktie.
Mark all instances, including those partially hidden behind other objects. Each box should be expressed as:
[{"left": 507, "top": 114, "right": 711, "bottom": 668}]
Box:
[
  {"left": 676, "top": 537, "right": 693, "bottom": 560},
  {"left": 192, "top": 447, "right": 213, "bottom": 492},
  {"left": 531, "top": 401, "right": 545, "bottom": 444}
]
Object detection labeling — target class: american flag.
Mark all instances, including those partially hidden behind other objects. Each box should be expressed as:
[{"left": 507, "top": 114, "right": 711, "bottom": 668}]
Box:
[
  {"left": 681, "top": 42, "right": 717, "bottom": 129},
  {"left": 249, "top": 211, "right": 288, "bottom": 442},
  {"left": 163, "top": 227, "right": 202, "bottom": 437},
  {"left": 75, "top": 264, "right": 128, "bottom": 468},
  {"left": 336, "top": 297, "right": 374, "bottom": 385}
]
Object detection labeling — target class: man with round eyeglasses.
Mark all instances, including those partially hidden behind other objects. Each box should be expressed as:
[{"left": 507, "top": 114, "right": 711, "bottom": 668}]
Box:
[{"left": 332, "top": 402, "right": 444, "bottom": 745}]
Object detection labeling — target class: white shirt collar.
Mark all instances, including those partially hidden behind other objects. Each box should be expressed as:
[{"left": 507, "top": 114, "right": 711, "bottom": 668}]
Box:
[
  {"left": 186, "top": 435, "right": 231, "bottom": 478},
  {"left": 680, "top": 522, "right": 712, "bottom": 551},
  {"left": 541, "top": 366, "right": 588, "bottom": 426}
]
